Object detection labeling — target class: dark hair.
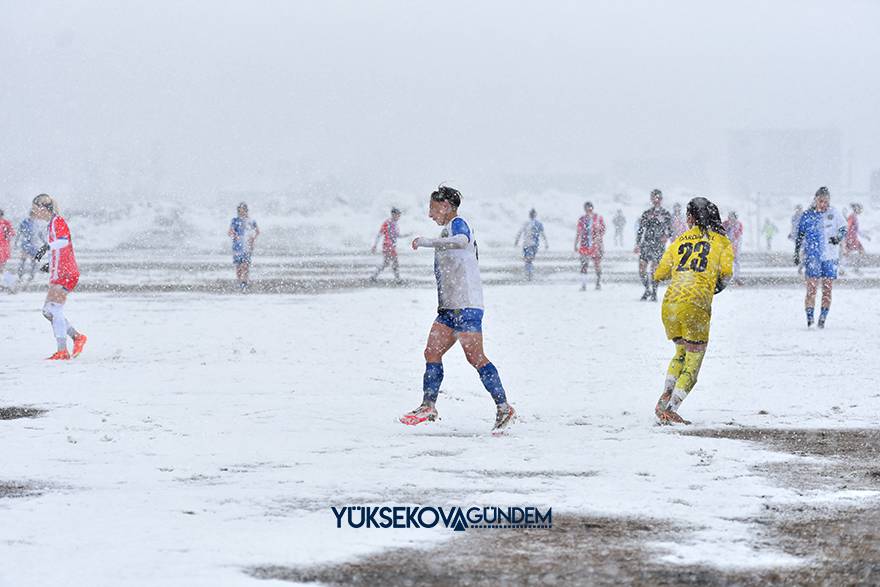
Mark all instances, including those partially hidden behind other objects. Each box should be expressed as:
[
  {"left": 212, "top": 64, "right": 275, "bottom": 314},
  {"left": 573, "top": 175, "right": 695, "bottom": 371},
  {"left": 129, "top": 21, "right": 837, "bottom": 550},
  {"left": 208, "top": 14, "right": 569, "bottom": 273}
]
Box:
[
  {"left": 391, "top": 207, "right": 401, "bottom": 215},
  {"left": 529, "top": 208, "right": 537, "bottom": 218},
  {"left": 584, "top": 201, "right": 593, "bottom": 210},
  {"left": 430, "top": 185, "right": 461, "bottom": 208},
  {"left": 686, "top": 197, "right": 725, "bottom": 236},
  {"left": 815, "top": 186, "right": 830, "bottom": 198},
  {"left": 237, "top": 202, "right": 248, "bottom": 211},
  {"left": 0, "top": 208, "right": 4, "bottom": 217},
  {"left": 650, "top": 189, "right": 663, "bottom": 198}
]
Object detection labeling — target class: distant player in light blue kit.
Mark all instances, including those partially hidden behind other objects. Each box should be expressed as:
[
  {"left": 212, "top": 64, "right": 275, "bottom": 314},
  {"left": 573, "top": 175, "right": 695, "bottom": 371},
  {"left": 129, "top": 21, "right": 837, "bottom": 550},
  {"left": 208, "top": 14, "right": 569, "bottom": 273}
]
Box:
[
  {"left": 794, "top": 187, "right": 846, "bottom": 329},
  {"left": 400, "top": 185, "right": 516, "bottom": 434},
  {"left": 228, "top": 202, "right": 260, "bottom": 292},
  {"left": 514, "top": 208, "right": 548, "bottom": 281},
  {"left": 15, "top": 210, "right": 45, "bottom": 282}
]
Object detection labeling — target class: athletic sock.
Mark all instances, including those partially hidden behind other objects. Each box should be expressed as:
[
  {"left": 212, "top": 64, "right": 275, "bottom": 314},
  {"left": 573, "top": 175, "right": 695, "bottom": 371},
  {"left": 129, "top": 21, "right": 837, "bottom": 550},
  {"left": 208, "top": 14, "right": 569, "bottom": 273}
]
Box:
[
  {"left": 806, "top": 307, "right": 815, "bottom": 324},
  {"left": 819, "top": 307, "right": 829, "bottom": 322},
  {"left": 44, "top": 302, "right": 68, "bottom": 352},
  {"left": 478, "top": 363, "right": 507, "bottom": 405},
  {"left": 422, "top": 362, "right": 443, "bottom": 404},
  {"left": 66, "top": 322, "right": 80, "bottom": 339},
  {"left": 665, "top": 345, "right": 687, "bottom": 393},
  {"left": 668, "top": 350, "right": 705, "bottom": 411},
  {"left": 581, "top": 274, "right": 589, "bottom": 288}
]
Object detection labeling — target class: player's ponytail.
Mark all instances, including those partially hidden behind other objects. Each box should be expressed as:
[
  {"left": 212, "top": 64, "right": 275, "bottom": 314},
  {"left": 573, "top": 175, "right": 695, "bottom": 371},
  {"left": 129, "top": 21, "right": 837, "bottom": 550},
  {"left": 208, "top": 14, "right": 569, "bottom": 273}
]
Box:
[{"left": 687, "top": 197, "right": 725, "bottom": 237}]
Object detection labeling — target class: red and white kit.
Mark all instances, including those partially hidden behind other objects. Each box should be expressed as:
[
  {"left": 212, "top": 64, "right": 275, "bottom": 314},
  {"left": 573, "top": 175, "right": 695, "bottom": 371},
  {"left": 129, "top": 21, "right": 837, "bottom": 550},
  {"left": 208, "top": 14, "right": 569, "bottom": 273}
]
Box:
[
  {"left": 48, "top": 215, "right": 79, "bottom": 291},
  {"left": 576, "top": 213, "right": 606, "bottom": 257},
  {"left": 379, "top": 218, "right": 400, "bottom": 256}
]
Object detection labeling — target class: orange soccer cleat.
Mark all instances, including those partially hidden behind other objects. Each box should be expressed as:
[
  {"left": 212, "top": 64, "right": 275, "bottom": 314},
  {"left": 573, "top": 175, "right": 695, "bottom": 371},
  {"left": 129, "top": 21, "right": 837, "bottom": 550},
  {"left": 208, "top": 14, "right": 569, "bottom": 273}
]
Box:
[
  {"left": 47, "top": 350, "right": 71, "bottom": 361},
  {"left": 72, "top": 334, "right": 88, "bottom": 358}
]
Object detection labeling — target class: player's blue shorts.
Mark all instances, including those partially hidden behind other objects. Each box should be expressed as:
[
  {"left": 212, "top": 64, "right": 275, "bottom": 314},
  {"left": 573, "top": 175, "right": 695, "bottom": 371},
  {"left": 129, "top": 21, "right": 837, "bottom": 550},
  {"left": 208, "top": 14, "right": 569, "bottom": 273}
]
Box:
[
  {"left": 523, "top": 245, "right": 538, "bottom": 259},
  {"left": 804, "top": 257, "right": 838, "bottom": 279},
  {"left": 435, "top": 308, "right": 484, "bottom": 333},
  {"left": 233, "top": 251, "right": 252, "bottom": 265}
]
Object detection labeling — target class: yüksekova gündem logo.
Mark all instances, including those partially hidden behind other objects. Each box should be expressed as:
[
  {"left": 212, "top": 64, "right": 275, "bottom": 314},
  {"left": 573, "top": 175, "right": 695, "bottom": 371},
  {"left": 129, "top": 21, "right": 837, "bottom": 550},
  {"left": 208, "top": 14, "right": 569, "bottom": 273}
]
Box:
[{"left": 332, "top": 505, "right": 552, "bottom": 532}]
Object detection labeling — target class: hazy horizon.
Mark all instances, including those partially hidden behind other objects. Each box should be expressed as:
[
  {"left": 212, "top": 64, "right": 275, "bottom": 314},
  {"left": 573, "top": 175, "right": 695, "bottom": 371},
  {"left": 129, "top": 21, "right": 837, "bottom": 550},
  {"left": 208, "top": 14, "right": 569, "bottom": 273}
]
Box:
[{"left": 2, "top": 0, "right": 878, "bottom": 203}]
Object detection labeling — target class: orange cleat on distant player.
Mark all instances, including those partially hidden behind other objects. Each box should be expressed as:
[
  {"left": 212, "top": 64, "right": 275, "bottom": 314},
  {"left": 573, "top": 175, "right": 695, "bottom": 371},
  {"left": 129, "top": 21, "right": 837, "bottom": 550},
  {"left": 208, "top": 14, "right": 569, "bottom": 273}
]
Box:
[
  {"left": 72, "top": 334, "right": 88, "bottom": 358},
  {"left": 47, "top": 350, "right": 71, "bottom": 361}
]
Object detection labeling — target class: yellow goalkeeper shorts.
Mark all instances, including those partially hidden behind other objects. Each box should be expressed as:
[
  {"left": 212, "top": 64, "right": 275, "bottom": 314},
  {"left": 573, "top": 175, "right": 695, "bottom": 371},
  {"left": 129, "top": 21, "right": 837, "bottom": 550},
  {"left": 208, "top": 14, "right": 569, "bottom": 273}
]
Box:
[{"left": 662, "top": 302, "right": 711, "bottom": 344}]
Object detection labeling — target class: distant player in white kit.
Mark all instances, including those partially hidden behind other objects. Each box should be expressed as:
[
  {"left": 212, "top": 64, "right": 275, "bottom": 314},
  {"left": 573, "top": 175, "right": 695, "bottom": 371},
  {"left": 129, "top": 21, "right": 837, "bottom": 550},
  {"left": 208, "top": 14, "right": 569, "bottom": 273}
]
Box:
[
  {"left": 228, "top": 202, "right": 259, "bottom": 292},
  {"left": 400, "top": 186, "right": 516, "bottom": 433},
  {"left": 514, "top": 208, "right": 547, "bottom": 281},
  {"left": 794, "top": 187, "right": 847, "bottom": 328}
]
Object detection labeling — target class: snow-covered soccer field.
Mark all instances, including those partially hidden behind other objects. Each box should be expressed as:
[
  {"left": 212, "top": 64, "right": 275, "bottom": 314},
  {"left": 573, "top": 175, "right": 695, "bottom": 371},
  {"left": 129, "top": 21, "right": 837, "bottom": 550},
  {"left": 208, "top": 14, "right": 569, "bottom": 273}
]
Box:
[{"left": 2, "top": 282, "right": 879, "bottom": 585}]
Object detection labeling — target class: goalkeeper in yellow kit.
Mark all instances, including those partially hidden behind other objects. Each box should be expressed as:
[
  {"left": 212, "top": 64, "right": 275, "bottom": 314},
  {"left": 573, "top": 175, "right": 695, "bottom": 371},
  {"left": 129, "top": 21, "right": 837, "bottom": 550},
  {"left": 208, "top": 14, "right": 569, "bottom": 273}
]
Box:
[{"left": 653, "top": 197, "right": 733, "bottom": 424}]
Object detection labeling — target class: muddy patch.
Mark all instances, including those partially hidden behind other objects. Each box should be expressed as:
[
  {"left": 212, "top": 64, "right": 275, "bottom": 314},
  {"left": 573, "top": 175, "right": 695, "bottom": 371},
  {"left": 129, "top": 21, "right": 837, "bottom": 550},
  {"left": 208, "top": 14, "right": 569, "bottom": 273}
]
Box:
[
  {"left": 0, "top": 482, "right": 44, "bottom": 499},
  {"left": 0, "top": 406, "right": 47, "bottom": 420},
  {"left": 249, "top": 428, "right": 880, "bottom": 586},
  {"left": 248, "top": 516, "right": 693, "bottom": 586}
]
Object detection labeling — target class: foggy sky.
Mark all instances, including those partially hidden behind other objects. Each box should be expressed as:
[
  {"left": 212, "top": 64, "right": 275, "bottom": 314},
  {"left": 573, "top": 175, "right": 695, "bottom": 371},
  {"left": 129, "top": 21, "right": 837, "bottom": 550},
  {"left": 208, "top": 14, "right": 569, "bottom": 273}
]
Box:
[{"left": 1, "top": 0, "right": 878, "bottom": 201}]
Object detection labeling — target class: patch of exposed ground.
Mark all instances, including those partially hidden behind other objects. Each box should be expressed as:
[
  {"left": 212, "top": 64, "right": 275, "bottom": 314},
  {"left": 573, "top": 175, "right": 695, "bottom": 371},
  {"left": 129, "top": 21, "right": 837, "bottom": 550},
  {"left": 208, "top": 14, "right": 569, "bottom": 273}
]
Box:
[
  {"left": 249, "top": 428, "right": 880, "bottom": 586},
  {"left": 0, "top": 406, "right": 47, "bottom": 420}
]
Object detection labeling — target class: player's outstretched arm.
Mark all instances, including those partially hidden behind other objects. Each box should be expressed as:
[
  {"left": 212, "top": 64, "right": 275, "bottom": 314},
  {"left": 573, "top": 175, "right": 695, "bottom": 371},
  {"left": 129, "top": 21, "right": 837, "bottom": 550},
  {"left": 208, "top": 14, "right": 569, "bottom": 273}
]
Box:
[{"left": 414, "top": 234, "right": 468, "bottom": 251}]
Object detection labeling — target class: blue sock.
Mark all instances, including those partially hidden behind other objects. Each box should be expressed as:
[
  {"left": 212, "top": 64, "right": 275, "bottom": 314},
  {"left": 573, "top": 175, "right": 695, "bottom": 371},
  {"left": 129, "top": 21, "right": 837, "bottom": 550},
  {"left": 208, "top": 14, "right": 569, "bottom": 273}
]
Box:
[
  {"left": 478, "top": 363, "right": 507, "bottom": 405},
  {"left": 819, "top": 307, "right": 829, "bottom": 321},
  {"left": 806, "top": 307, "right": 814, "bottom": 323},
  {"left": 422, "top": 363, "right": 443, "bottom": 403}
]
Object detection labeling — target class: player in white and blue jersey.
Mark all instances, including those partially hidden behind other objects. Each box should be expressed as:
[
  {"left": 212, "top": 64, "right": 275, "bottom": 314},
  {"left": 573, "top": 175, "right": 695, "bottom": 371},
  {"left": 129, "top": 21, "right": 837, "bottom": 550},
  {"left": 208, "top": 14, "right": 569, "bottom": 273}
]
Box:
[
  {"left": 514, "top": 209, "right": 548, "bottom": 281},
  {"left": 794, "top": 187, "right": 847, "bottom": 328},
  {"left": 400, "top": 185, "right": 516, "bottom": 434},
  {"left": 15, "top": 211, "right": 45, "bottom": 282},
  {"left": 228, "top": 202, "right": 260, "bottom": 292}
]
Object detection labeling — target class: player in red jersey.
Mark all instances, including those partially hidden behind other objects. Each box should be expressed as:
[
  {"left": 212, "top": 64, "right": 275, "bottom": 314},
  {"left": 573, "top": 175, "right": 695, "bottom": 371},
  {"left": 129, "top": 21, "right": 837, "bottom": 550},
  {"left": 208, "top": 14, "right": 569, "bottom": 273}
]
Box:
[
  {"left": 31, "top": 194, "right": 86, "bottom": 360},
  {"left": 370, "top": 207, "right": 404, "bottom": 283},
  {"left": 574, "top": 202, "right": 606, "bottom": 290},
  {"left": 0, "top": 209, "right": 15, "bottom": 289},
  {"left": 844, "top": 203, "right": 869, "bottom": 274}
]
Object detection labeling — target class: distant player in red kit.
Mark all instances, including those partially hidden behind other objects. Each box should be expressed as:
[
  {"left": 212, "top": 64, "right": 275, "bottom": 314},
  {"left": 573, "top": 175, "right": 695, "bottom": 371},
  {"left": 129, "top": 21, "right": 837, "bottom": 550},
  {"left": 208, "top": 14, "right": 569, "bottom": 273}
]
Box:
[
  {"left": 574, "top": 201, "right": 606, "bottom": 290},
  {"left": 31, "top": 194, "right": 86, "bottom": 360},
  {"left": 0, "top": 209, "right": 15, "bottom": 283},
  {"left": 722, "top": 211, "right": 744, "bottom": 286},
  {"left": 370, "top": 207, "right": 403, "bottom": 283},
  {"left": 844, "top": 203, "right": 869, "bottom": 274}
]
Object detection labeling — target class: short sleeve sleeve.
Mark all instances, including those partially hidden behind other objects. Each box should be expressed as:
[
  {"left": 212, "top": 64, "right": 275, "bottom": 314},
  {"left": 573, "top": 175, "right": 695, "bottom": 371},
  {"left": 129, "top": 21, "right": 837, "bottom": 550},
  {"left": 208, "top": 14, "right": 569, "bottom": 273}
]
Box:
[{"left": 450, "top": 218, "right": 471, "bottom": 242}]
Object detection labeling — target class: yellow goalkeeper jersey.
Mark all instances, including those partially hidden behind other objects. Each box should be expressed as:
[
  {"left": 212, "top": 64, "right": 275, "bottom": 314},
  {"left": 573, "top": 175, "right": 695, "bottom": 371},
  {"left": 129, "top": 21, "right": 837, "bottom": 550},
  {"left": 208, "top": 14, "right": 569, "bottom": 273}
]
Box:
[{"left": 654, "top": 227, "right": 734, "bottom": 312}]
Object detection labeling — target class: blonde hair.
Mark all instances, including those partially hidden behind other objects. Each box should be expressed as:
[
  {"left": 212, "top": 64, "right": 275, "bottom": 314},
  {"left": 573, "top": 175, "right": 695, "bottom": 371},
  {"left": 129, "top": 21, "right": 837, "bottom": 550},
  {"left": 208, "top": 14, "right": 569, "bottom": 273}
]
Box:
[{"left": 33, "top": 193, "right": 59, "bottom": 214}]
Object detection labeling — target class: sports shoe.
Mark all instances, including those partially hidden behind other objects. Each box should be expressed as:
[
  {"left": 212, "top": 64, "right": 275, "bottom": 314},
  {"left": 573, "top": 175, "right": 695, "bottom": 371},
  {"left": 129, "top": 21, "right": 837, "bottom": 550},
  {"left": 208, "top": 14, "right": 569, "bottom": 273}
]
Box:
[
  {"left": 817, "top": 318, "right": 826, "bottom": 329},
  {"left": 640, "top": 290, "right": 649, "bottom": 301},
  {"left": 655, "top": 390, "right": 672, "bottom": 418},
  {"left": 72, "top": 334, "right": 88, "bottom": 358},
  {"left": 657, "top": 409, "right": 691, "bottom": 425},
  {"left": 492, "top": 403, "right": 516, "bottom": 434},
  {"left": 650, "top": 291, "right": 658, "bottom": 302},
  {"left": 400, "top": 403, "right": 438, "bottom": 426},
  {"left": 47, "top": 350, "right": 71, "bottom": 361}
]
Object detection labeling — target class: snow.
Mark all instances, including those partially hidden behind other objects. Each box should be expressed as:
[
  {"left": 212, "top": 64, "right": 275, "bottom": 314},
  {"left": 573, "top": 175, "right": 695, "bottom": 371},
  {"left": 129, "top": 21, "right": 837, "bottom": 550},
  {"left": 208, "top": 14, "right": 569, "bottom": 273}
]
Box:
[
  {"left": 4, "top": 190, "right": 874, "bottom": 255},
  {"left": 1, "top": 279, "right": 879, "bottom": 585}
]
